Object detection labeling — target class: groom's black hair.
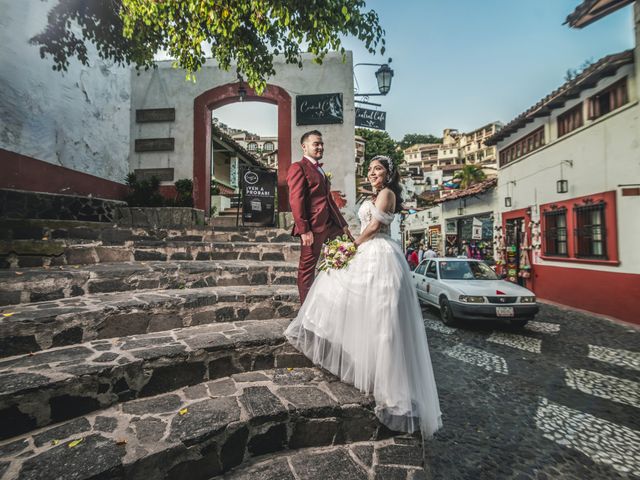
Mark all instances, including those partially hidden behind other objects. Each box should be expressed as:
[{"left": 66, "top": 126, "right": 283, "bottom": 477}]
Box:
[{"left": 301, "top": 130, "right": 322, "bottom": 144}]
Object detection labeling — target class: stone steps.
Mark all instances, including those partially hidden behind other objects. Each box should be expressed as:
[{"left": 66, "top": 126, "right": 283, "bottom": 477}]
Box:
[
  {"left": 0, "top": 218, "right": 217, "bottom": 243},
  {"left": 222, "top": 437, "right": 426, "bottom": 479},
  {"left": 0, "top": 241, "right": 299, "bottom": 268},
  {"left": 0, "top": 367, "right": 386, "bottom": 480},
  {"left": 0, "top": 260, "right": 298, "bottom": 306},
  {"left": 0, "top": 319, "right": 315, "bottom": 440},
  {"left": 0, "top": 285, "right": 299, "bottom": 357}
]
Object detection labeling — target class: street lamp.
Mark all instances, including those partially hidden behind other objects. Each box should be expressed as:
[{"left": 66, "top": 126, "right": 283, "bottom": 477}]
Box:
[
  {"left": 354, "top": 59, "right": 394, "bottom": 98},
  {"left": 557, "top": 160, "right": 573, "bottom": 193}
]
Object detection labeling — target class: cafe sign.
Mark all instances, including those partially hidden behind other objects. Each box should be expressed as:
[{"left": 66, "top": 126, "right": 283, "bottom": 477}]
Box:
[
  {"left": 296, "top": 93, "right": 343, "bottom": 125},
  {"left": 355, "top": 107, "right": 386, "bottom": 130}
]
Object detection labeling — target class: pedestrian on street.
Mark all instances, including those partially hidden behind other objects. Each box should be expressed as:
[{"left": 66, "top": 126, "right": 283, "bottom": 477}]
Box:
[{"left": 425, "top": 244, "right": 437, "bottom": 259}]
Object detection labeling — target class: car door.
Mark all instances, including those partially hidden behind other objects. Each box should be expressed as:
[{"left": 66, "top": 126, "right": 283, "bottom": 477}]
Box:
[
  {"left": 412, "top": 261, "right": 428, "bottom": 301},
  {"left": 424, "top": 260, "right": 439, "bottom": 305}
]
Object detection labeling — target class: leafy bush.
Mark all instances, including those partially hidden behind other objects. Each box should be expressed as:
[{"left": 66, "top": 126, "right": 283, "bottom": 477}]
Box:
[
  {"left": 174, "top": 178, "right": 194, "bottom": 207},
  {"left": 124, "top": 173, "right": 164, "bottom": 207}
]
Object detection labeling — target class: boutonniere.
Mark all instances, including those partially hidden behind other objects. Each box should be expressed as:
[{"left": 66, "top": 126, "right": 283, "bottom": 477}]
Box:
[{"left": 325, "top": 171, "right": 333, "bottom": 181}]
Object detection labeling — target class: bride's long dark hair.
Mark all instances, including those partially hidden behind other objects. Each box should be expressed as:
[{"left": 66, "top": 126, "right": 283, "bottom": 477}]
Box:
[{"left": 371, "top": 155, "right": 403, "bottom": 213}]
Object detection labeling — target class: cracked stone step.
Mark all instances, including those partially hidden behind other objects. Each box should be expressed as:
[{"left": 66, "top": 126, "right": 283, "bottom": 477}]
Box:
[
  {"left": 0, "top": 367, "right": 388, "bottom": 480},
  {"left": 0, "top": 285, "right": 299, "bottom": 357},
  {"left": 0, "top": 318, "right": 313, "bottom": 440},
  {"left": 0, "top": 219, "right": 218, "bottom": 244},
  {"left": 0, "top": 260, "right": 298, "bottom": 306},
  {"left": 1, "top": 241, "right": 300, "bottom": 269},
  {"left": 222, "top": 437, "right": 427, "bottom": 480}
]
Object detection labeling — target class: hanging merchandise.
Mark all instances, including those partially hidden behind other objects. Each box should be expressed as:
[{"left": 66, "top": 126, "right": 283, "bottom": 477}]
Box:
[
  {"left": 506, "top": 244, "right": 518, "bottom": 283},
  {"left": 494, "top": 226, "right": 505, "bottom": 266},
  {"left": 518, "top": 221, "right": 532, "bottom": 279}
]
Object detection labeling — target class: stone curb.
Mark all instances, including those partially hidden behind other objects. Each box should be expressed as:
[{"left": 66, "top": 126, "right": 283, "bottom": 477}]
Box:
[
  {"left": 0, "top": 260, "right": 298, "bottom": 306},
  {"left": 0, "top": 285, "right": 299, "bottom": 357},
  {"left": 0, "top": 368, "right": 385, "bottom": 480},
  {"left": 0, "top": 319, "right": 313, "bottom": 440}
]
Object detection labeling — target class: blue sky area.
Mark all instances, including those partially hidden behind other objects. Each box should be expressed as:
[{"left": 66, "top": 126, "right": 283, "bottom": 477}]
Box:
[{"left": 214, "top": 0, "right": 634, "bottom": 140}]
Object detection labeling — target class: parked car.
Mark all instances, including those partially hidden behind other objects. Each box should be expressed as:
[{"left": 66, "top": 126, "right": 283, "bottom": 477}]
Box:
[{"left": 412, "top": 258, "right": 539, "bottom": 327}]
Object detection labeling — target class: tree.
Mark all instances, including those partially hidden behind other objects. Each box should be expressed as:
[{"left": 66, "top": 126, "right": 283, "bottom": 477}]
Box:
[
  {"left": 30, "top": 0, "right": 386, "bottom": 94},
  {"left": 453, "top": 164, "right": 486, "bottom": 189},
  {"left": 397, "top": 133, "right": 442, "bottom": 150},
  {"left": 356, "top": 128, "right": 403, "bottom": 173}
]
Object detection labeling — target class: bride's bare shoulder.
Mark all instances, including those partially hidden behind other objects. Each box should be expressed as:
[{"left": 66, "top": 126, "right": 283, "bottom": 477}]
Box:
[{"left": 374, "top": 189, "right": 395, "bottom": 211}]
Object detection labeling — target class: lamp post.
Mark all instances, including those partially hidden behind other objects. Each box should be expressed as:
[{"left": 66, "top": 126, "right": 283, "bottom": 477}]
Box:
[{"left": 354, "top": 59, "right": 394, "bottom": 99}]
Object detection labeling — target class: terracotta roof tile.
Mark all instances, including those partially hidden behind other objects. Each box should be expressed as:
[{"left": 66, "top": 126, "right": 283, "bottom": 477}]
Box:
[{"left": 435, "top": 177, "right": 498, "bottom": 203}]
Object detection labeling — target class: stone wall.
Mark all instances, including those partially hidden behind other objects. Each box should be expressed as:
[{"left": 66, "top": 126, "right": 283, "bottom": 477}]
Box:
[
  {"left": 0, "top": 0, "right": 131, "bottom": 183},
  {"left": 0, "top": 189, "right": 125, "bottom": 223}
]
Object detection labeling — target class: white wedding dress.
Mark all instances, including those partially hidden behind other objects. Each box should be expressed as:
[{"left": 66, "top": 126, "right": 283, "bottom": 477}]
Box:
[{"left": 285, "top": 200, "right": 442, "bottom": 438}]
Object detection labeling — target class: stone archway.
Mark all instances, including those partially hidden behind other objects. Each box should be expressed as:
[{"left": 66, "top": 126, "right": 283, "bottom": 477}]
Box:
[{"left": 193, "top": 83, "right": 292, "bottom": 215}]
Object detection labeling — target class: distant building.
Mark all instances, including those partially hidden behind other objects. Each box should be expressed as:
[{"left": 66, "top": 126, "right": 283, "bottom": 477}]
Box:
[
  {"left": 355, "top": 135, "right": 366, "bottom": 177},
  {"left": 458, "top": 122, "right": 503, "bottom": 167}
]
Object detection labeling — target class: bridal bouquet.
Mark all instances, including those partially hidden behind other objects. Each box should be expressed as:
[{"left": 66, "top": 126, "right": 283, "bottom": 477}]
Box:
[{"left": 318, "top": 235, "right": 357, "bottom": 271}]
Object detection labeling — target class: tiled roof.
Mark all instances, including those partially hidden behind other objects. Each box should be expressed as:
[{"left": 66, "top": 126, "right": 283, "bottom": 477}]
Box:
[
  {"left": 485, "top": 49, "right": 634, "bottom": 146},
  {"left": 435, "top": 177, "right": 498, "bottom": 204},
  {"left": 565, "top": 0, "right": 634, "bottom": 28},
  {"left": 211, "top": 125, "right": 265, "bottom": 168}
]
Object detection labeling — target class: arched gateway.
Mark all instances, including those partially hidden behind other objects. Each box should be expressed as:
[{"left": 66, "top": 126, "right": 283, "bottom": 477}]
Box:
[
  {"left": 129, "top": 52, "right": 356, "bottom": 221},
  {"left": 193, "top": 83, "right": 292, "bottom": 214}
]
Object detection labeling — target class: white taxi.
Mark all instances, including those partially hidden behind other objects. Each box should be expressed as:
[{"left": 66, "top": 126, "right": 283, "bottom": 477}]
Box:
[{"left": 412, "top": 258, "right": 539, "bottom": 327}]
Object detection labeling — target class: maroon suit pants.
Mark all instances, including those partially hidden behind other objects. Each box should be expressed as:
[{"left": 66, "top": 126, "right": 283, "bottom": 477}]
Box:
[{"left": 297, "top": 222, "right": 344, "bottom": 305}]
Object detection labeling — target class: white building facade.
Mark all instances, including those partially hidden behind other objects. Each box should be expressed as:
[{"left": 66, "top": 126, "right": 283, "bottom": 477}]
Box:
[{"left": 487, "top": 44, "right": 640, "bottom": 324}]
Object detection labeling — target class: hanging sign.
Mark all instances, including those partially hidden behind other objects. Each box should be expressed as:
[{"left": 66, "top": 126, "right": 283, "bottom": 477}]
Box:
[
  {"left": 472, "top": 217, "right": 483, "bottom": 240},
  {"left": 296, "top": 93, "right": 343, "bottom": 125},
  {"left": 241, "top": 168, "right": 277, "bottom": 226},
  {"left": 355, "top": 107, "right": 386, "bottom": 130}
]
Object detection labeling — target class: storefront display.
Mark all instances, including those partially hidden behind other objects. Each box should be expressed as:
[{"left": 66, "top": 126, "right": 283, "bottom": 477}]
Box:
[
  {"left": 456, "top": 214, "right": 494, "bottom": 263},
  {"left": 503, "top": 217, "right": 533, "bottom": 286}
]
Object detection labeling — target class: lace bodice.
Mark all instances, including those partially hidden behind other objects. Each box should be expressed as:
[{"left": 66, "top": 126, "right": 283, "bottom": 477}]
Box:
[{"left": 358, "top": 200, "right": 395, "bottom": 235}]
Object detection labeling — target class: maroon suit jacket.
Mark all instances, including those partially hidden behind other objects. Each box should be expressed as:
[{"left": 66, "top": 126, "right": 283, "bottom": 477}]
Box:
[{"left": 287, "top": 157, "right": 348, "bottom": 236}]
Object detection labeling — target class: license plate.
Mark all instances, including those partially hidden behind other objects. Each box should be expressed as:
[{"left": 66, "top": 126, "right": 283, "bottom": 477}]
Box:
[{"left": 496, "top": 307, "right": 514, "bottom": 317}]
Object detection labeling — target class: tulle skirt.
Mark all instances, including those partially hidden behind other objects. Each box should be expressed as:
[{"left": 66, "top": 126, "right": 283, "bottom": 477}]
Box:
[{"left": 285, "top": 234, "right": 442, "bottom": 439}]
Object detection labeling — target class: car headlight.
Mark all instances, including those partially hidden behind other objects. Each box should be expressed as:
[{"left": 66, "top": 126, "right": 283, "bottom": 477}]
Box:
[
  {"left": 459, "top": 295, "right": 485, "bottom": 303},
  {"left": 520, "top": 296, "right": 536, "bottom": 303}
]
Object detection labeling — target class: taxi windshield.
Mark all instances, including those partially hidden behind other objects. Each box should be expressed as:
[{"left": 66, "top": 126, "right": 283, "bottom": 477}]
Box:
[{"left": 439, "top": 261, "right": 499, "bottom": 280}]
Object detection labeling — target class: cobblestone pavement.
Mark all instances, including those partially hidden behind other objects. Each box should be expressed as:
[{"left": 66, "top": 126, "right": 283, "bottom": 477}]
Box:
[{"left": 421, "top": 303, "right": 640, "bottom": 480}]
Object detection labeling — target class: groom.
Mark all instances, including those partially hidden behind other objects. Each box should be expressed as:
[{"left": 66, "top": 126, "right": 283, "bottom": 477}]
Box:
[{"left": 287, "top": 130, "right": 352, "bottom": 304}]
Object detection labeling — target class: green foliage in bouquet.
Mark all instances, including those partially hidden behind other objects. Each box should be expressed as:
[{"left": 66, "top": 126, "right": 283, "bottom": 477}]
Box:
[{"left": 318, "top": 235, "right": 358, "bottom": 272}]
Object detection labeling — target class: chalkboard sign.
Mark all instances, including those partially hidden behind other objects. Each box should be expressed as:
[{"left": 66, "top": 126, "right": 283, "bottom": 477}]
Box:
[
  {"left": 241, "top": 167, "right": 277, "bottom": 226},
  {"left": 355, "top": 107, "right": 386, "bottom": 130},
  {"left": 296, "top": 93, "right": 343, "bottom": 125}
]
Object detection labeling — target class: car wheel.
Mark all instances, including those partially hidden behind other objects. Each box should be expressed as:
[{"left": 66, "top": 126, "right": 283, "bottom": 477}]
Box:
[
  {"left": 510, "top": 319, "right": 528, "bottom": 328},
  {"left": 440, "top": 298, "right": 457, "bottom": 327}
]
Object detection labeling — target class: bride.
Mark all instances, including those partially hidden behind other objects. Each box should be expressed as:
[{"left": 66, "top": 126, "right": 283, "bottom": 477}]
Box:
[{"left": 285, "top": 155, "right": 442, "bottom": 439}]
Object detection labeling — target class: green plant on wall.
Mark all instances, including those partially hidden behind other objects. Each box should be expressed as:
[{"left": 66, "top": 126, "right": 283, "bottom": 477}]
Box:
[
  {"left": 174, "top": 178, "right": 194, "bottom": 207},
  {"left": 124, "top": 173, "right": 164, "bottom": 207}
]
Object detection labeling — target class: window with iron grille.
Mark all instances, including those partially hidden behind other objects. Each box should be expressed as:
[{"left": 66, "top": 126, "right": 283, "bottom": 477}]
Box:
[
  {"left": 574, "top": 202, "right": 607, "bottom": 259},
  {"left": 543, "top": 208, "right": 568, "bottom": 256}
]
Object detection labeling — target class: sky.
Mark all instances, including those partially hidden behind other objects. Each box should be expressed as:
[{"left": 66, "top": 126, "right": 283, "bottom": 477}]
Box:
[{"left": 214, "top": 0, "right": 634, "bottom": 140}]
